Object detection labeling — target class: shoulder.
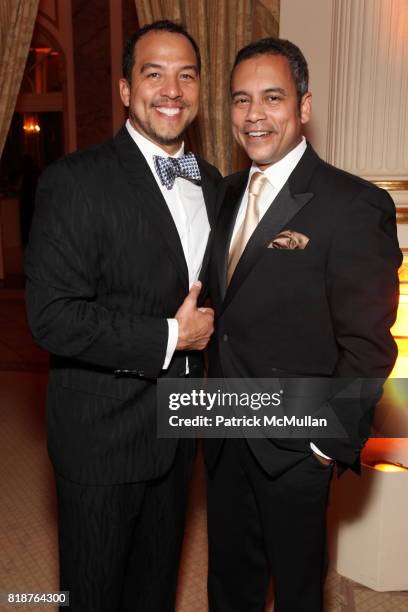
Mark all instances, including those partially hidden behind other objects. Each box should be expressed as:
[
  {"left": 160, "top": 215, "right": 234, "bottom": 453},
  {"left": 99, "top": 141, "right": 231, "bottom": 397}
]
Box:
[
  {"left": 311, "top": 155, "right": 395, "bottom": 216},
  {"left": 220, "top": 169, "right": 248, "bottom": 190},
  {"left": 310, "top": 158, "right": 399, "bottom": 251},
  {"left": 39, "top": 138, "right": 117, "bottom": 187},
  {"left": 196, "top": 155, "right": 223, "bottom": 185},
  {"left": 217, "top": 169, "right": 248, "bottom": 199},
  {"left": 221, "top": 169, "right": 248, "bottom": 185},
  {"left": 35, "top": 139, "right": 119, "bottom": 222}
]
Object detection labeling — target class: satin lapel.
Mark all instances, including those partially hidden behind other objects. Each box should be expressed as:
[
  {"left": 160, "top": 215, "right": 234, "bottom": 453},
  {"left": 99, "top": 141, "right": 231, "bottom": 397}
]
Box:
[
  {"left": 222, "top": 180, "right": 313, "bottom": 313},
  {"left": 197, "top": 161, "right": 217, "bottom": 284},
  {"left": 214, "top": 173, "right": 248, "bottom": 302},
  {"left": 114, "top": 127, "right": 188, "bottom": 289}
]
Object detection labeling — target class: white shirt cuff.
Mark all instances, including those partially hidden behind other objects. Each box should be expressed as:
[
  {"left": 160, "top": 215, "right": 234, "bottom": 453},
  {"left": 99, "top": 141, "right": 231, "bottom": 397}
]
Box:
[
  {"left": 163, "top": 318, "right": 179, "bottom": 369},
  {"left": 310, "top": 442, "right": 332, "bottom": 461}
]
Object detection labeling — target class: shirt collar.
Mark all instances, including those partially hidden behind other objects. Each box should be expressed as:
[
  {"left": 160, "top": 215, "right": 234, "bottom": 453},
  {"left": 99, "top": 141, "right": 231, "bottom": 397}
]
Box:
[
  {"left": 249, "top": 136, "right": 307, "bottom": 186},
  {"left": 125, "top": 119, "right": 185, "bottom": 162}
]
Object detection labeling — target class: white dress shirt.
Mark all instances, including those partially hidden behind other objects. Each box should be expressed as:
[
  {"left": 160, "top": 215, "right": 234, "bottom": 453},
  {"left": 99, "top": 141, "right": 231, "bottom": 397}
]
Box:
[
  {"left": 126, "top": 120, "right": 210, "bottom": 369},
  {"left": 230, "top": 137, "right": 331, "bottom": 461},
  {"left": 230, "top": 137, "right": 307, "bottom": 244}
]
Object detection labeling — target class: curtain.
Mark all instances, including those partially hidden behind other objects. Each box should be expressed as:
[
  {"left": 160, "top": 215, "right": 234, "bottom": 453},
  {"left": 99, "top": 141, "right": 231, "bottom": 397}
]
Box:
[
  {"left": 0, "top": 0, "right": 39, "bottom": 157},
  {"left": 134, "top": 0, "right": 279, "bottom": 175}
]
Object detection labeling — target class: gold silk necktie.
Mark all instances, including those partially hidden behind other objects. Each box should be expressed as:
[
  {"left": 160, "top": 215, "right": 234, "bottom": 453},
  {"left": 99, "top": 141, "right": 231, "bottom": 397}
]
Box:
[{"left": 227, "top": 172, "right": 268, "bottom": 285}]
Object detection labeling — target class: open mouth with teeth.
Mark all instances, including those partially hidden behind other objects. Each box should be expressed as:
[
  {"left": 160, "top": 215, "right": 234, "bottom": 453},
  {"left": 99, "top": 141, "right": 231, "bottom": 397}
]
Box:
[
  {"left": 246, "top": 131, "right": 272, "bottom": 138},
  {"left": 155, "top": 106, "right": 184, "bottom": 119}
]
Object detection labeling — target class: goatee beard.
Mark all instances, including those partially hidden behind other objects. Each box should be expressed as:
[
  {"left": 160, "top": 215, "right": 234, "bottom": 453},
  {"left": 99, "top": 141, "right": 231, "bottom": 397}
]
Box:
[{"left": 129, "top": 112, "right": 186, "bottom": 148}]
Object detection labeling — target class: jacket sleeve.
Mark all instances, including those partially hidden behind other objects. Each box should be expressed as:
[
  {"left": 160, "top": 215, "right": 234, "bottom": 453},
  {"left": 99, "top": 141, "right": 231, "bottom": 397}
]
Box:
[
  {"left": 310, "top": 186, "right": 401, "bottom": 466},
  {"left": 25, "top": 160, "right": 168, "bottom": 378}
]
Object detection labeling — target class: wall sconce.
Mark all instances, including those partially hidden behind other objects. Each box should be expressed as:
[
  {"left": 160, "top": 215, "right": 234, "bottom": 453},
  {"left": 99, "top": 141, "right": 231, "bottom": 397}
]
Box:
[{"left": 23, "top": 114, "right": 41, "bottom": 134}]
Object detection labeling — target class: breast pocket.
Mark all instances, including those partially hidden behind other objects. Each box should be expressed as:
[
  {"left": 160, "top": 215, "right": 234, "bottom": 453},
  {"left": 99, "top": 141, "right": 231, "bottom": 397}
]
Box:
[{"left": 262, "top": 246, "right": 317, "bottom": 272}]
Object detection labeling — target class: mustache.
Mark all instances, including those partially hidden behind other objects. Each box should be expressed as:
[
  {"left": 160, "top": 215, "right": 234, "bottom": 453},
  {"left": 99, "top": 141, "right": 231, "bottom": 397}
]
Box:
[
  {"left": 151, "top": 99, "right": 189, "bottom": 108},
  {"left": 243, "top": 126, "right": 277, "bottom": 133}
]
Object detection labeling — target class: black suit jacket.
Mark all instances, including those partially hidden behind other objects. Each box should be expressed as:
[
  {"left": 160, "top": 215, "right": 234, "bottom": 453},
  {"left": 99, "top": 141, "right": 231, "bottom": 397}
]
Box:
[
  {"left": 25, "top": 126, "right": 221, "bottom": 485},
  {"left": 204, "top": 144, "right": 401, "bottom": 476}
]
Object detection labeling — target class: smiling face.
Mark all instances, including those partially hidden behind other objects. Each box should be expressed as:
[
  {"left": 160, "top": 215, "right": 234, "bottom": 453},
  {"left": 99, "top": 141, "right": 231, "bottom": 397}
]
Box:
[
  {"left": 119, "top": 30, "right": 200, "bottom": 154},
  {"left": 231, "top": 53, "right": 311, "bottom": 169}
]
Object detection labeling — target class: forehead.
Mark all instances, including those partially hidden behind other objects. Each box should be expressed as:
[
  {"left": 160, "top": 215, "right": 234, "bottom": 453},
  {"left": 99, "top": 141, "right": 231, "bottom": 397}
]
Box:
[
  {"left": 232, "top": 54, "right": 295, "bottom": 92},
  {"left": 133, "top": 30, "right": 198, "bottom": 68}
]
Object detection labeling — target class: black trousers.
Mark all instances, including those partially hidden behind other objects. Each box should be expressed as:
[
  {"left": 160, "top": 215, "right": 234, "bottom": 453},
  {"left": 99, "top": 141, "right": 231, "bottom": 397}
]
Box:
[
  {"left": 56, "top": 441, "right": 194, "bottom": 612},
  {"left": 207, "top": 439, "right": 333, "bottom": 612}
]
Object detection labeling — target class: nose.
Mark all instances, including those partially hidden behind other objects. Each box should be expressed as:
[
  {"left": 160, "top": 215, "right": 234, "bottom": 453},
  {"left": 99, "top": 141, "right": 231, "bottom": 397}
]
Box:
[
  {"left": 246, "top": 99, "right": 266, "bottom": 123},
  {"left": 160, "top": 74, "right": 182, "bottom": 99}
]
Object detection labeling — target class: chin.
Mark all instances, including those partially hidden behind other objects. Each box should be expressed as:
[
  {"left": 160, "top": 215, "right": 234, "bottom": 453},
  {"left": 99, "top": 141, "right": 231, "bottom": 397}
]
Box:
[
  {"left": 157, "top": 131, "right": 185, "bottom": 146},
  {"left": 148, "top": 126, "right": 184, "bottom": 145},
  {"left": 250, "top": 154, "right": 274, "bottom": 167},
  {"left": 246, "top": 145, "right": 274, "bottom": 159}
]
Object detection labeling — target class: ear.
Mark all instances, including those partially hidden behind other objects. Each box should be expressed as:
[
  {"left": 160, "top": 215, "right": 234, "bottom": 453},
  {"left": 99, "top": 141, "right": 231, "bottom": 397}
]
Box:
[
  {"left": 119, "top": 78, "right": 130, "bottom": 107},
  {"left": 300, "top": 92, "right": 312, "bottom": 125}
]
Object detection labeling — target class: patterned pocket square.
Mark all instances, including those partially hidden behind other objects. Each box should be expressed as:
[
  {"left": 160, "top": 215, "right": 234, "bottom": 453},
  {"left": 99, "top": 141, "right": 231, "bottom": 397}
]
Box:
[{"left": 267, "top": 230, "right": 310, "bottom": 250}]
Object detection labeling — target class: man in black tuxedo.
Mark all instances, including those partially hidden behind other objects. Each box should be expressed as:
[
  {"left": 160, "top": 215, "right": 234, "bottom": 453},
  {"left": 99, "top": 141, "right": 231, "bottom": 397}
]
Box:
[
  {"left": 25, "top": 20, "right": 221, "bottom": 612},
  {"left": 204, "top": 38, "right": 401, "bottom": 612}
]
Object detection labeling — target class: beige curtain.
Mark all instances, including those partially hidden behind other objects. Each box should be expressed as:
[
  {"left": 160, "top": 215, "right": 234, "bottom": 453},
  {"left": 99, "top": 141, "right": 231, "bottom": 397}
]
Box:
[
  {"left": 0, "top": 0, "right": 39, "bottom": 157},
  {"left": 135, "top": 0, "right": 279, "bottom": 175}
]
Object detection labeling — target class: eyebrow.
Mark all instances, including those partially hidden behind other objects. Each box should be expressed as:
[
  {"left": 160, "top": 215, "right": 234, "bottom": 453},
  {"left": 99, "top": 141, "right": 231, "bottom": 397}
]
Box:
[
  {"left": 140, "top": 62, "right": 199, "bottom": 75},
  {"left": 180, "top": 64, "right": 199, "bottom": 74},
  {"left": 140, "top": 63, "right": 162, "bottom": 73},
  {"left": 232, "top": 87, "right": 287, "bottom": 97}
]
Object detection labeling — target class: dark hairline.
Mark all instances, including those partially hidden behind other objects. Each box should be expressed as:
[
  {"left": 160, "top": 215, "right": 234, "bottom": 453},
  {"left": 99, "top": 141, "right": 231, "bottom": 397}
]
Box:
[
  {"left": 230, "top": 51, "right": 292, "bottom": 90},
  {"left": 122, "top": 20, "right": 201, "bottom": 83},
  {"left": 231, "top": 38, "right": 309, "bottom": 104}
]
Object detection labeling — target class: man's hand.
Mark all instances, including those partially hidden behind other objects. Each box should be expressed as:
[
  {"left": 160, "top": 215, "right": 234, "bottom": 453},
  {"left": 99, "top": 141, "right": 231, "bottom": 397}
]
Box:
[{"left": 175, "top": 281, "right": 214, "bottom": 350}]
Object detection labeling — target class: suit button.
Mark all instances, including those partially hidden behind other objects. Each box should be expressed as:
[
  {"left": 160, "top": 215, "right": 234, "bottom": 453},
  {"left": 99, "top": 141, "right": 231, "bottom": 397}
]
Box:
[{"left": 222, "top": 334, "right": 228, "bottom": 342}]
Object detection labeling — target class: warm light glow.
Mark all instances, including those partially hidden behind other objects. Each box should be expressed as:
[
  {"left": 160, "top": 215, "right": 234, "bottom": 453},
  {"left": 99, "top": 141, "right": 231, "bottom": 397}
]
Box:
[
  {"left": 390, "top": 280, "right": 408, "bottom": 338},
  {"left": 30, "top": 46, "right": 52, "bottom": 53},
  {"left": 29, "top": 46, "right": 59, "bottom": 56},
  {"left": 389, "top": 341, "right": 408, "bottom": 378},
  {"left": 390, "top": 264, "right": 408, "bottom": 376},
  {"left": 374, "top": 462, "right": 408, "bottom": 473},
  {"left": 23, "top": 115, "right": 40, "bottom": 134}
]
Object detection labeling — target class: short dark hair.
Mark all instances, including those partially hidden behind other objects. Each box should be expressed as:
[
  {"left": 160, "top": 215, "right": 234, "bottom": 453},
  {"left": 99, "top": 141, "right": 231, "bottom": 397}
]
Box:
[
  {"left": 232, "top": 37, "right": 309, "bottom": 102},
  {"left": 122, "top": 19, "right": 201, "bottom": 82}
]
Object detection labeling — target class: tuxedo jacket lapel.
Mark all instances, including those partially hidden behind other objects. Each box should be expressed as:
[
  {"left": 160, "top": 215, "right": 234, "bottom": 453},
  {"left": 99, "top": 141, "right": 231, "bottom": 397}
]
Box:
[
  {"left": 214, "top": 172, "right": 248, "bottom": 302},
  {"left": 220, "top": 144, "right": 320, "bottom": 313},
  {"left": 114, "top": 127, "right": 189, "bottom": 290},
  {"left": 198, "top": 161, "right": 218, "bottom": 284}
]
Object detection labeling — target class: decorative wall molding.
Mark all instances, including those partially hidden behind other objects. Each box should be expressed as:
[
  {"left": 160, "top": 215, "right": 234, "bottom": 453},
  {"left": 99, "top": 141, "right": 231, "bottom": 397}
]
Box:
[
  {"left": 396, "top": 208, "right": 408, "bottom": 225},
  {"left": 38, "top": 0, "right": 59, "bottom": 28},
  {"left": 327, "top": 0, "right": 408, "bottom": 181},
  {"left": 109, "top": 0, "right": 124, "bottom": 135},
  {"left": 35, "top": 0, "right": 76, "bottom": 152},
  {"left": 373, "top": 181, "right": 408, "bottom": 192},
  {"left": 15, "top": 91, "right": 63, "bottom": 112},
  {"left": 281, "top": 0, "right": 408, "bottom": 246}
]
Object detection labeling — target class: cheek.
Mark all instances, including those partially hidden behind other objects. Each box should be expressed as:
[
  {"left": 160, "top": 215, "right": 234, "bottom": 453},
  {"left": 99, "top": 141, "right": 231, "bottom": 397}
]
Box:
[
  {"left": 134, "top": 94, "right": 152, "bottom": 113},
  {"left": 188, "top": 92, "right": 200, "bottom": 112},
  {"left": 187, "top": 83, "right": 200, "bottom": 101},
  {"left": 266, "top": 108, "right": 285, "bottom": 125},
  {"left": 131, "top": 83, "right": 156, "bottom": 105}
]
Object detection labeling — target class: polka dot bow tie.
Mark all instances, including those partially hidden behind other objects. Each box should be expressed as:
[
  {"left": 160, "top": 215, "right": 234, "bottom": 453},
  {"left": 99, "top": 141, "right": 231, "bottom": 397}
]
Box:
[{"left": 153, "top": 152, "right": 201, "bottom": 190}]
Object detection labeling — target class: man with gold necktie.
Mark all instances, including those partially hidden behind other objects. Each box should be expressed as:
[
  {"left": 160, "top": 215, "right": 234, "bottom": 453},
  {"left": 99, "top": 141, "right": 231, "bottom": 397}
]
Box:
[{"left": 204, "top": 37, "right": 401, "bottom": 612}]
